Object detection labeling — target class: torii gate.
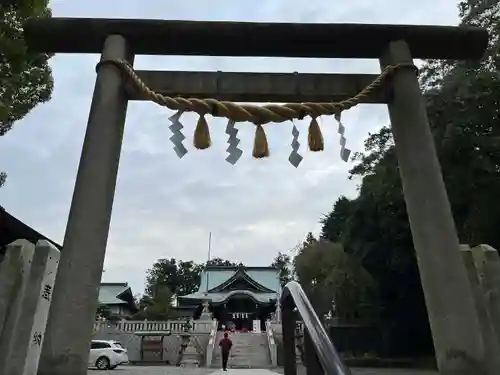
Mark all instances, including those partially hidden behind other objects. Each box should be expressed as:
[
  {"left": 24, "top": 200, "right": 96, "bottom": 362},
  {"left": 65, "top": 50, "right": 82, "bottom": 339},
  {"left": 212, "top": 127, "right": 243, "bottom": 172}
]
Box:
[{"left": 23, "top": 18, "right": 489, "bottom": 375}]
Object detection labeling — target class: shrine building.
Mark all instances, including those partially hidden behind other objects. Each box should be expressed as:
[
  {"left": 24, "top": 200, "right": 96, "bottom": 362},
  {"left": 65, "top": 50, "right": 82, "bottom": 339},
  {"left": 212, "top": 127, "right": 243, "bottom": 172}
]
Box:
[{"left": 177, "top": 265, "right": 280, "bottom": 331}]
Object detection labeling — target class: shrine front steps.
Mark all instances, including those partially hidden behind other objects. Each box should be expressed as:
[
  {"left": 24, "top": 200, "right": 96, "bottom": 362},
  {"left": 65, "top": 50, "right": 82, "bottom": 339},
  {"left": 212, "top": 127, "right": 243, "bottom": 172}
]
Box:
[{"left": 212, "top": 332, "right": 272, "bottom": 369}]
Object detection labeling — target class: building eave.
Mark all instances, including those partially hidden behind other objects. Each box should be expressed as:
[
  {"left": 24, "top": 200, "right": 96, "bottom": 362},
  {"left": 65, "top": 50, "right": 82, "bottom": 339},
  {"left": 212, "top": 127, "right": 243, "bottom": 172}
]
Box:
[{"left": 0, "top": 207, "right": 62, "bottom": 251}]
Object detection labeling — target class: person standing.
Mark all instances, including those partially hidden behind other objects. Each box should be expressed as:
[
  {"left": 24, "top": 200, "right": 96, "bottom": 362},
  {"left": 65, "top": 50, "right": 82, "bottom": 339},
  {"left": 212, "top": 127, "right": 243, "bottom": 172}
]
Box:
[{"left": 219, "top": 332, "right": 233, "bottom": 371}]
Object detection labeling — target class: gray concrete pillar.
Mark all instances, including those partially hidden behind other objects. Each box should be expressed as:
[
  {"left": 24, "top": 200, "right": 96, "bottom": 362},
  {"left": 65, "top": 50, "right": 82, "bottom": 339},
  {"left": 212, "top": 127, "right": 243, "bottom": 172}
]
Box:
[
  {"left": 0, "top": 240, "right": 35, "bottom": 372},
  {"left": 380, "top": 40, "right": 487, "bottom": 375},
  {"left": 38, "top": 34, "right": 134, "bottom": 375}
]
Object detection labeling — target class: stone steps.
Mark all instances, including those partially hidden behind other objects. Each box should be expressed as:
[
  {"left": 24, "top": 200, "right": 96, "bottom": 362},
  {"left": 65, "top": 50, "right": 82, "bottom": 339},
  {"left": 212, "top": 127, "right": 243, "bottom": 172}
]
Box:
[{"left": 212, "top": 332, "right": 272, "bottom": 369}]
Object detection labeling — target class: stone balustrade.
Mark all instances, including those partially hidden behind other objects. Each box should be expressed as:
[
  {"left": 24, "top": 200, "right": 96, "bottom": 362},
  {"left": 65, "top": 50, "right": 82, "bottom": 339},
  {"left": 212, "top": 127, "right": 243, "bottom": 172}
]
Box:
[{"left": 93, "top": 319, "right": 214, "bottom": 334}]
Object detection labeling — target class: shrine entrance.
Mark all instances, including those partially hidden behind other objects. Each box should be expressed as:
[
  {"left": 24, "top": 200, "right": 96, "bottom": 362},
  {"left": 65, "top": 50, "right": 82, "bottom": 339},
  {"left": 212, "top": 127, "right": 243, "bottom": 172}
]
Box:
[
  {"left": 22, "top": 16, "right": 491, "bottom": 375},
  {"left": 179, "top": 265, "right": 279, "bottom": 332},
  {"left": 225, "top": 295, "right": 256, "bottom": 331},
  {"left": 212, "top": 294, "right": 275, "bottom": 332}
]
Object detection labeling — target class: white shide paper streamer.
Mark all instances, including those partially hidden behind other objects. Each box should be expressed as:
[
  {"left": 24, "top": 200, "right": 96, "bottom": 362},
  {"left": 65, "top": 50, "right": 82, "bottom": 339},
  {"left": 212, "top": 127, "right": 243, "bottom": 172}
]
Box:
[
  {"left": 335, "top": 113, "right": 351, "bottom": 162},
  {"left": 225, "top": 119, "right": 243, "bottom": 165},
  {"left": 168, "top": 111, "right": 188, "bottom": 159},
  {"left": 288, "top": 121, "right": 303, "bottom": 168}
]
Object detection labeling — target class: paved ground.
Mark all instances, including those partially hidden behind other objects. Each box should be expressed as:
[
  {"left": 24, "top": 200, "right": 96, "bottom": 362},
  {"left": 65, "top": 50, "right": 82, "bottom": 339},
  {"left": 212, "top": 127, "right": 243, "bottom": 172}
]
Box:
[
  {"left": 87, "top": 366, "right": 215, "bottom": 375},
  {"left": 88, "top": 365, "right": 438, "bottom": 375},
  {"left": 278, "top": 366, "right": 437, "bottom": 375}
]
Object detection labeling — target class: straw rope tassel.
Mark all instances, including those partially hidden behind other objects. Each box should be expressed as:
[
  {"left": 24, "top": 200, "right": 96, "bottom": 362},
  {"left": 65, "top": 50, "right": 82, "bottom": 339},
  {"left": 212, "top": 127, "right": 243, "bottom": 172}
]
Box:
[
  {"left": 308, "top": 117, "right": 324, "bottom": 152},
  {"left": 253, "top": 125, "right": 270, "bottom": 158},
  {"left": 193, "top": 115, "right": 211, "bottom": 149}
]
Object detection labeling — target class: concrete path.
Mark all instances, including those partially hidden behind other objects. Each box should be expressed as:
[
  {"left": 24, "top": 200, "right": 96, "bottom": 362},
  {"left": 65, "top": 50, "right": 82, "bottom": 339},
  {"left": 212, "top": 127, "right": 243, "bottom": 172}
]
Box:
[{"left": 88, "top": 365, "right": 437, "bottom": 375}]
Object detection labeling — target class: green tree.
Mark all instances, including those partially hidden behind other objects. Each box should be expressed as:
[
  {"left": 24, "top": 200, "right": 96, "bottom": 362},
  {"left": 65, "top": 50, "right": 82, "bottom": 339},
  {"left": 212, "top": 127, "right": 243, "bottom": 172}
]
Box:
[
  {"left": 423, "top": 0, "right": 500, "bottom": 248},
  {"left": 293, "top": 238, "right": 377, "bottom": 322},
  {"left": 271, "top": 252, "right": 292, "bottom": 286},
  {"left": 319, "top": 0, "right": 500, "bottom": 356},
  {"left": 207, "top": 257, "right": 237, "bottom": 267},
  {"left": 133, "top": 286, "right": 175, "bottom": 321},
  {"left": 145, "top": 258, "right": 179, "bottom": 296},
  {"left": 303, "top": 231, "right": 318, "bottom": 247},
  {"left": 176, "top": 260, "right": 203, "bottom": 296},
  {"left": 320, "top": 196, "right": 354, "bottom": 242},
  {"left": 1, "top": 1, "right": 54, "bottom": 186}
]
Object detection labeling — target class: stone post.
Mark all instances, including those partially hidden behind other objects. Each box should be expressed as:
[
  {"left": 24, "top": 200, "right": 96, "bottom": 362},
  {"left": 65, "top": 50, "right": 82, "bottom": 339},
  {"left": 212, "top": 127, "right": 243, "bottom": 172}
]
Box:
[
  {"left": 3, "top": 241, "right": 60, "bottom": 375},
  {"left": 0, "top": 240, "right": 35, "bottom": 372},
  {"left": 275, "top": 299, "right": 282, "bottom": 323},
  {"left": 471, "top": 244, "right": 500, "bottom": 343},
  {"left": 38, "top": 35, "right": 134, "bottom": 375},
  {"left": 380, "top": 40, "right": 487, "bottom": 375},
  {"left": 460, "top": 245, "right": 499, "bottom": 374},
  {"left": 200, "top": 300, "right": 213, "bottom": 321},
  {"left": 176, "top": 333, "right": 192, "bottom": 366},
  {"left": 281, "top": 300, "right": 297, "bottom": 375},
  {"left": 303, "top": 327, "right": 323, "bottom": 375}
]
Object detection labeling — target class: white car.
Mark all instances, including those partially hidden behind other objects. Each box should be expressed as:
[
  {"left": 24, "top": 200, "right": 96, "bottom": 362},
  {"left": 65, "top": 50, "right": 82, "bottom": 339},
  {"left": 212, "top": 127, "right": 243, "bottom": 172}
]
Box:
[{"left": 88, "top": 340, "right": 129, "bottom": 370}]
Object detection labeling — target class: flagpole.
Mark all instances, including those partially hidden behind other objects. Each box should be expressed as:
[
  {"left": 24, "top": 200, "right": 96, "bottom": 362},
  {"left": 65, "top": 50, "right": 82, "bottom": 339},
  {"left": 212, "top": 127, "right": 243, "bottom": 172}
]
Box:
[{"left": 206, "top": 231, "right": 211, "bottom": 294}]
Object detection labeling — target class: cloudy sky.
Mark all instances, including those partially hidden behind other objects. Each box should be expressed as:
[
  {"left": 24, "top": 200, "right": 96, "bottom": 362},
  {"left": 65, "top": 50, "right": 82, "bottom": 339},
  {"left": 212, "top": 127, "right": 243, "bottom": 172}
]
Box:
[{"left": 0, "top": 0, "right": 461, "bottom": 296}]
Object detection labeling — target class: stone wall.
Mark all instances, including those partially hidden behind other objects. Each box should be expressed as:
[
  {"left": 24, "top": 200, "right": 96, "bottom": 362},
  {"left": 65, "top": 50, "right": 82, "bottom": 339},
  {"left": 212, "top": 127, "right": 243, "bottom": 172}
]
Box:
[{"left": 93, "top": 326, "right": 209, "bottom": 364}]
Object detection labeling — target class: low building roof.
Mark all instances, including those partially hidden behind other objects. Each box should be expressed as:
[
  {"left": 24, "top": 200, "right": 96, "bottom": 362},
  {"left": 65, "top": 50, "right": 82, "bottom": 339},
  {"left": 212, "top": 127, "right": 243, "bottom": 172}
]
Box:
[
  {"left": 98, "top": 283, "right": 132, "bottom": 305},
  {"left": 98, "top": 283, "right": 138, "bottom": 313}
]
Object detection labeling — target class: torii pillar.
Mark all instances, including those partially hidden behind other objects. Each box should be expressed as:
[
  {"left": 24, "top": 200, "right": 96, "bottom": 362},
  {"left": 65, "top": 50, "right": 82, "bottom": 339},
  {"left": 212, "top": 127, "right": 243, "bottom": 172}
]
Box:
[
  {"left": 37, "top": 34, "right": 134, "bottom": 375},
  {"left": 380, "top": 40, "right": 489, "bottom": 375}
]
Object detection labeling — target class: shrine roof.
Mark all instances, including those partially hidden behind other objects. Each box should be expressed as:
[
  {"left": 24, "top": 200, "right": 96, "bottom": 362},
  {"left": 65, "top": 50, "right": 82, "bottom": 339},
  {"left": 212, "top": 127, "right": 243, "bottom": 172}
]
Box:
[
  {"left": 198, "top": 266, "right": 280, "bottom": 293},
  {"left": 178, "top": 266, "right": 280, "bottom": 303},
  {"left": 98, "top": 283, "right": 134, "bottom": 306}
]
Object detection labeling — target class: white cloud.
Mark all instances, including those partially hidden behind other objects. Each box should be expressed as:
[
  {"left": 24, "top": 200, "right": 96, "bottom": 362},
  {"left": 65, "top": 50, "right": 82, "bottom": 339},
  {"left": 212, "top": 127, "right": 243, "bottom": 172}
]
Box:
[{"left": 0, "top": 0, "right": 461, "bottom": 295}]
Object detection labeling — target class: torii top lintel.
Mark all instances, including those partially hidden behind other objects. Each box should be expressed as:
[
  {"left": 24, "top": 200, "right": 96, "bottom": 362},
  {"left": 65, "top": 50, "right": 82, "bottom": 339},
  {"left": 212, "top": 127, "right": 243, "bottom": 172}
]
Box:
[{"left": 23, "top": 18, "right": 488, "bottom": 60}]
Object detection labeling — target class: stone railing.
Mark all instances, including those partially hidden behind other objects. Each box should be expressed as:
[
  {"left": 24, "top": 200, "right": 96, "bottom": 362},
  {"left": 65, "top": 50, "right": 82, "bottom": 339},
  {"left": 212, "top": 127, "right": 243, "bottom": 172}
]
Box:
[
  {"left": 205, "top": 319, "right": 218, "bottom": 368},
  {"left": 93, "top": 319, "right": 213, "bottom": 334},
  {"left": 265, "top": 319, "right": 278, "bottom": 367}
]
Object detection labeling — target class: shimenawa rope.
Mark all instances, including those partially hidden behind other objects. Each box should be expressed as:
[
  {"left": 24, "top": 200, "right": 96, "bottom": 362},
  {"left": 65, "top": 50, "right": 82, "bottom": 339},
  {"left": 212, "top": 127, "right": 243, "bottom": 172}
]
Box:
[{"left": 95, "top": 59, "right": 417, "bottom": 159}]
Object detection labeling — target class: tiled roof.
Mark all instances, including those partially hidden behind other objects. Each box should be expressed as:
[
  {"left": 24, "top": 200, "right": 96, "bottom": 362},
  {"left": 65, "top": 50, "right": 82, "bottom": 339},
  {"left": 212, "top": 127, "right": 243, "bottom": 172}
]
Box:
[
  {"left": 98, "top": 283, "right": 131, "bottom": 305},
  {"left": 199, "top": 269, "right": 235, "bottom": 291},
  {"left": 246, "top": 269, "right": 281, "bottom": 292},
  {"left": 179, "top": 266, "right": 280, "bottom": 304},
  {"left": 197, "top": 267, "right": 280, "bottom": 293}
]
